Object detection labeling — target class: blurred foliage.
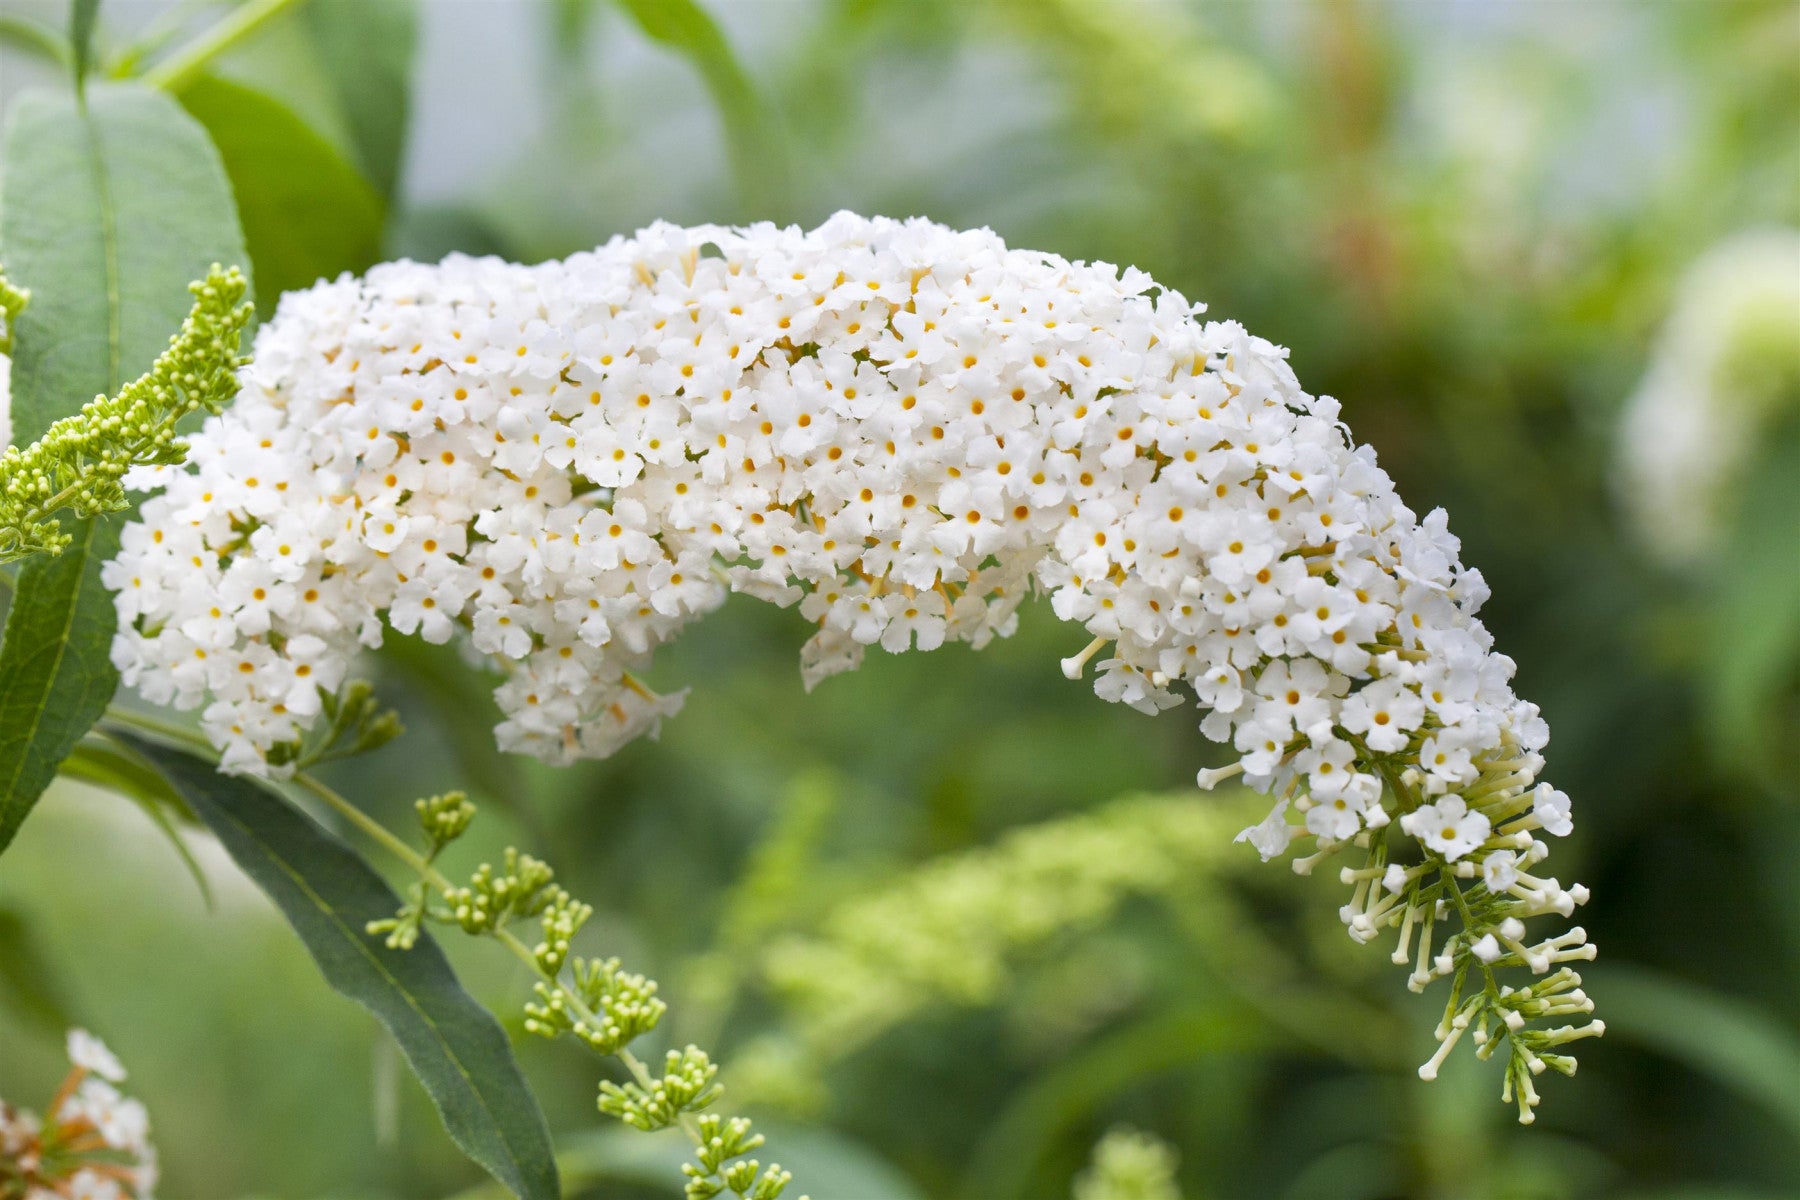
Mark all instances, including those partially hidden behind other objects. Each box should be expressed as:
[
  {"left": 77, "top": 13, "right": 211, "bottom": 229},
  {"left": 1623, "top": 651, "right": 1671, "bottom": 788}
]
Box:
[{"left": 1, "top": 0, "right": 1798, "bottom": 1197}]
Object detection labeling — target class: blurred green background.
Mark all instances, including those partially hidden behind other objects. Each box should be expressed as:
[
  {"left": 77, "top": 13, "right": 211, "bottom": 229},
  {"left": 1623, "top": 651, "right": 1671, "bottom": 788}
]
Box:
[{"left": 1, "top": 1, "right": 1797, "bottom": 1197}]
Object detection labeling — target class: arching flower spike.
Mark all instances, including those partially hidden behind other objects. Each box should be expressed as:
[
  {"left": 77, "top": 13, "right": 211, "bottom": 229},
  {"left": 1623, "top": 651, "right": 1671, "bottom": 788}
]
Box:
[{"left": 106, "top": 214, "right": 1600, "bottom": 1115}]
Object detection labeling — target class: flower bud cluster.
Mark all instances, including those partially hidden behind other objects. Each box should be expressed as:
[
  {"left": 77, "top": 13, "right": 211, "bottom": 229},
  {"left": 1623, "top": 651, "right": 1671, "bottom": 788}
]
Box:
[
  {"left": 0, "top": 1029, "right": 159, "bottom": 1199},
  {"left": 524, "top": 955, "right": 665, "bottom": 1055},
  {"left": 533, "top": 888, "right": 593, "bottom": 975},
  {"left": 416, "top": 789, "right": 475, "bottom": 850},
  {"left": 107, "top": 214, "right": 1596, "bottom": 1103},
  {"left": 1073, "top": 1127, "right": 1182, "bottom": 1200},
  {"left": 444, "top": 848, "right": 558, "bottom": 935},
  {"left": 684, "top": 1115, "right": 793, "bottom": 1200},
  {"left": 599, "top": 1046, "right": 722, "bottom": 1132},
  {"left": 1, "top": 265, "right": 249, "bottom": 562},
  {"left": 0, "top": 267, "right": 26, "bottom": 355},
  {"left": 369, "top": 791, "right": 798, "bottom": 1195}
]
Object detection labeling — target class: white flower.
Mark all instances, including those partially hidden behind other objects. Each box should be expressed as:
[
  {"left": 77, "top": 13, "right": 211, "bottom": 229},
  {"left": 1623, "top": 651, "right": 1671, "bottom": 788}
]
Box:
[
  {"left": 1532, "top": 783, "right": 1573, "bottom": 837},
  {"left": 1235, "top": 799, "right": 1296, "bottom": 861},
  {"left": 1403, "top": 795, "right": 1491, "bottom": 862},
  {"left": 1481, "top": 848, "right": 1519, "bottom": 893},
  {"left": 1305, "top": 786, "right": 1372, "bottom": 842},
  {"left": 0, "top": 1104, "right": 40, "bottom": 1152},
  {"left": 65, "top": 1170, "right": 123, "bottom": 1200},
  {"left": 66, "top": 1029, "right": 126, "bottom": 1083},
  {"left": 1340, "top": 677, "right": 1426, "bottom": 754},
  {"left": 57, "top": 1081, "right": 152, "bottom": 1158}
]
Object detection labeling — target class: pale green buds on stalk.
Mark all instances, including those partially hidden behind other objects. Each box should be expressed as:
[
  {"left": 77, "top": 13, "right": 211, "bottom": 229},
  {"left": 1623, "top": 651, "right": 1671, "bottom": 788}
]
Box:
[
  {"left": 1073, "top": 1128, "right": 1184, "bottom": 1200},
  {"left": 533, "top": 889, "right": 593, "bottom": 975},
  {"left": 447, "top": 849, "right": 558, "bottom": 934},
  {"left": 366, "top": 790, "right": 476, "bottom": 949},
  {"left": 267, "top": 681, "right": 405, "bottom": 773},
  {"left": 416, "top": 789, "right": 476, "bottom": 850},
  {"left": 369, "top": 789, "right": 803, "bottom": 1200},
  {"left": 598, "top": 1046, "right": 723, "bottom": 1131},
  {"left": 0, "top": 267, "right": 27, "bottom": 355},
  {"left": 524, "top": 956, "right": 665, "bottom": 1054},
  {"left": 0, "top": 264, "right": 251, "bottom": 563},
  {"left": 684, "top": 1115, "right": 795, "bottom": 1200}
]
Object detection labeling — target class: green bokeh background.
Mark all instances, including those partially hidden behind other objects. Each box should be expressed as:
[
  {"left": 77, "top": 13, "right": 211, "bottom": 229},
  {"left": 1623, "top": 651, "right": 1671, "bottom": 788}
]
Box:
[{"left": 1, "top": 1, "right": 1797, "bottom": 1197}]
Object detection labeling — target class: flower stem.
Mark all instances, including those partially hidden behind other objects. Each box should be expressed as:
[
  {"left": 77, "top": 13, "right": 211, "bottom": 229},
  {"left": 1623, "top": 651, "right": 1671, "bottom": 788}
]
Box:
[
  {"left": 142, "top": 0, "right": 307, "bottom": 92},
  {"left": 101, "top": 704, "right": 212, "bottom": 752},
  {"left": 292, "top": 772, "right": 445, "bottom": 884},
  {"left": 486, "top": 925, "right": 679, "bottom": 1120}
]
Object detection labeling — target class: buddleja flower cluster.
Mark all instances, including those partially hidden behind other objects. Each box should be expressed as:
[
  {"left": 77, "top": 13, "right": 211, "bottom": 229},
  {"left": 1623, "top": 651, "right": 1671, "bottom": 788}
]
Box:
[
  {"left": 0, "top": 1030, "right": 159, "bottom": 1199},
  {"left": 1073, "top": 1128, "right": 1183, "bottom": 1200},
  {"left": 0, "top": 265, "right": 251, "bottom": 563},
  {"left": 1616, "top": 227, "right": 1800, "bottom": 567},
  {"left": 106, "top": 214, "right": 1599, "bottom": 1110}
]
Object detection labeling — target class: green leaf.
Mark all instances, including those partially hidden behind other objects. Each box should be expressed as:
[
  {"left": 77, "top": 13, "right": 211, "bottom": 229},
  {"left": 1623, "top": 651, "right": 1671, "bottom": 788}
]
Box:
[
  {"left": 177, "top": 74, "right": 385, "bottom": 310},
  {"left": 0, "top": 528, "right": 120, "bottom": 853},
  {"left": 203, "top": 6, "right": 360, "bottom": 158},
  {"left": 300, "top": 0, "right": 419, "bottom": 200},
  {"left": 115, "top": 732, "right": 561, "bottom": 1200},
  {"left": 1596, "top": 963, "right": 1800, "bottom": 1143},
  {"left": 0, "top": 905, "right": 79, "bottom": 1031},
  {"left": 69, "top": 0, "right": 99, "bottom": 89},
  {"left": 959, "top": 1003, "right": 1268, "bottom": 1200},
  {"left": 610, "top": 0, "right": 788, "bottom": 213},
  {"left": 1706, "top": 412, "right": 1800, "bottom": 793},
  {"left": 0, "top": 14, "right": 72, "bottom": 70},
  {"left": 0, "top": 83, "right": 246, "bottom": 856},
  {"left": 62, "top": 734, "right": 213, "bottom": 907}
]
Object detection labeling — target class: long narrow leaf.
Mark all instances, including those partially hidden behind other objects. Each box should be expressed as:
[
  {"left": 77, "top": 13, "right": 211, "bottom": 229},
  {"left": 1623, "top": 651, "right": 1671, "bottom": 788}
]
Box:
[
  {"left": 115, "top": 732, "right": 561, "bottom": 1200},
  {"left": 611, "top": 0, "right": 788, "bottom": 212},
  {"left": 1597, "top": 963, "right": 1800, "bottom": 1142},
  {"left": 62, "top": 735, "right": 213, "bottom": 907},
  {"left": 0, "top": 83, "right": 246, "bottom": 856}
]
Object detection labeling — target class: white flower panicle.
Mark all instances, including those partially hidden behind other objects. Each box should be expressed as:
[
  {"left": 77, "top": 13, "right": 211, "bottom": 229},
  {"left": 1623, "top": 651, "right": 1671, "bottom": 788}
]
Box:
[
  {"left": 1616, "top": 227, "right": 1800, "bottom": 566},
  {"left": 0, "top": 1030, "right": 158, "bottom": 1198},
  {"left": 105, "top": 213, "right": 1599, "bottom": 1111}
]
